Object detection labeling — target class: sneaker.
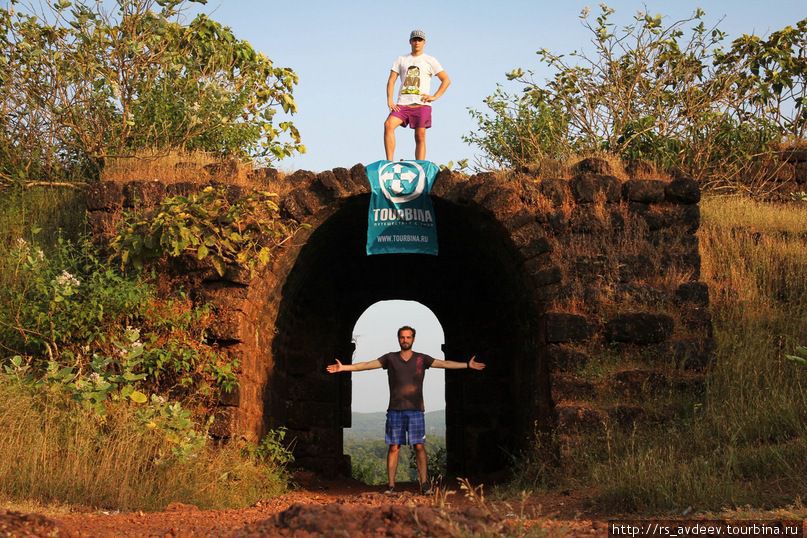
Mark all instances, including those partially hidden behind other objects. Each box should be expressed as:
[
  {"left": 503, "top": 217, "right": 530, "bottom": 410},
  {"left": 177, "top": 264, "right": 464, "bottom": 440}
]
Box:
[
  {"left": 383, "top": 485, "right": 396, "bottom": 495},
  {"left": 420, "top": 483, "right": 433, "bottom": 495}
]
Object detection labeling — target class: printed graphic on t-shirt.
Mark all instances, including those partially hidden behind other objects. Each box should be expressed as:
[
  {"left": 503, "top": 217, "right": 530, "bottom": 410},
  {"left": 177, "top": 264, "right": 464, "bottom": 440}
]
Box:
[{"left": 401, "top": 66, "right": 421, "bottom": 95}]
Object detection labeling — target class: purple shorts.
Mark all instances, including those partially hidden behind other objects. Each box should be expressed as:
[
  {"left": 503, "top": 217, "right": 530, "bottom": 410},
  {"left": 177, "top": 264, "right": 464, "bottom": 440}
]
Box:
[{"left": 389, "top": 105, "right": 432, "bottom": 129}]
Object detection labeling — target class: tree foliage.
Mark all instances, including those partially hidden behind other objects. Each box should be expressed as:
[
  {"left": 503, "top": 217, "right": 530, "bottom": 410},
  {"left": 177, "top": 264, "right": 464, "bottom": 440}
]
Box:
[
  {"left": 0, "top": 0, "right": 304, "bottom": 182},
  {"left": 467, "top": 6, "right": 806, "bottom": 196}
]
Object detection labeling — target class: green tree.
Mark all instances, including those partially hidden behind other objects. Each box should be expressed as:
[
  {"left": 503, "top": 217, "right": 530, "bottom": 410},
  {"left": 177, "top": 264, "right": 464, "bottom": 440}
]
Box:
[
  {"left": 0, "top": 0, "right": 303, "bottom": 182},
  {"left": 467, "top": 6, "right": 806, "bottom": 196}
]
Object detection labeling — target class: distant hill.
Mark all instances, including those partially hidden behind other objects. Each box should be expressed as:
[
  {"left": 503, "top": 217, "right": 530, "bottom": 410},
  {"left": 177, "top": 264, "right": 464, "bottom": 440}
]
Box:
[{"left": 345, "top": 409, "right": 445, "bottom": 440}]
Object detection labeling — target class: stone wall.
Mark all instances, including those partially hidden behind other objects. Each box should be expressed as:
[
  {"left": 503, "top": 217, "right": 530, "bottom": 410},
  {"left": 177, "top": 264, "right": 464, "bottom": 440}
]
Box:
[{"left": 86, "top": 158, "right": 713, "bottom": 478}]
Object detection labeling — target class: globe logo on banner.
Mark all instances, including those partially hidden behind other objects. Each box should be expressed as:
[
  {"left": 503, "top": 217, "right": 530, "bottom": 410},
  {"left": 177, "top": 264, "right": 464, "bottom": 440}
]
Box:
[{"left": 379, "top": 161, "right": 426, "bottom": 203}]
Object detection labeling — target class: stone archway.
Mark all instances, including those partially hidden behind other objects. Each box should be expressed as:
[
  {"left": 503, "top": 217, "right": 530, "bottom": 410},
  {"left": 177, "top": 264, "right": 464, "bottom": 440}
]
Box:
[
  {"left": 264, "top": 193, "right": 552, "bottom": 477},
  {"left": 86, "top": 160, "right": 712, "bottom": 481}
]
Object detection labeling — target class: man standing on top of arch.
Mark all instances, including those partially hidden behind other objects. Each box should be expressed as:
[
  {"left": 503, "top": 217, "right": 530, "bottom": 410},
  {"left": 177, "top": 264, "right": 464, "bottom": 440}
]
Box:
[
  {"left": 327, "top": 326, "right": 485, "bottom": 495},
  {"left": 384, "top": 29, "right": 451, "bottom": 161}
]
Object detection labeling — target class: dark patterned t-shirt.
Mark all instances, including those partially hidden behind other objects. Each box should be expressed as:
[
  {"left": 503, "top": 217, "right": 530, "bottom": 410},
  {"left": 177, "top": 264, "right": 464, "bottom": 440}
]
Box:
[{"left": 377, "top": 352, "right": 435, "bottom": 411}]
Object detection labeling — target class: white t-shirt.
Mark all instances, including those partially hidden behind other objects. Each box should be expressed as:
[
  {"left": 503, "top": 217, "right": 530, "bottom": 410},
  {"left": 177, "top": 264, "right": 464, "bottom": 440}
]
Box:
[{"left": 391, "top": 54, "right": 444, "bottom": 107}]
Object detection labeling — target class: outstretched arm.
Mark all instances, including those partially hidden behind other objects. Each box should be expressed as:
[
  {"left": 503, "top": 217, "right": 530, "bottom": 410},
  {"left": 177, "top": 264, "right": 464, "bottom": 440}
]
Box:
[
  {"left": 327, "top": 359, "right": 382, "bottom": 374},
  {"left": 430, "top": 355, "right": 485, "bottom": 370}
]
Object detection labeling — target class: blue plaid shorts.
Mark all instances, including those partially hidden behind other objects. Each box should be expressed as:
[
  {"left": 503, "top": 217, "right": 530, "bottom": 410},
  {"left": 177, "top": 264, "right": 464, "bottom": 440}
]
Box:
[{"left": 385, "top": 410, "right": 426, "bottom": 446}]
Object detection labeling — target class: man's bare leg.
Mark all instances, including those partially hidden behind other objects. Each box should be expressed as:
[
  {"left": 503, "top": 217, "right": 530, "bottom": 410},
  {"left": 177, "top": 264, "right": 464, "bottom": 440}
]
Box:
[
  {"left": 414, "top": 128, "right": 426, "bottom": 160},
  {"left": 384, "top": 116, "right": 404, "bottom": 161},
  {"left": 386, "top": 444, "right": 400, "bottom": 487},
  {"left": 413, "top": 443, "right": 428, "bottom": 485}
]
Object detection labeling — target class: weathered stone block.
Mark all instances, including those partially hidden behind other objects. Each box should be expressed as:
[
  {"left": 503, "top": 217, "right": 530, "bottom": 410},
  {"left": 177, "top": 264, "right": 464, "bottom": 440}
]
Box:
[
  {"left": 314, "top": 170, "right": 347, "bottom": 198},
  {"left": 545, "top": 313, "right": 593, "bottom": 343},
  {"left": 569, "top": 174, "right": 621, "bottom": 203},
  {"left": 538, "top": 178, "right": 569, "bottom": 206},
  {"left": 666, "top": 337, "right": 715, "bottom": 369},
  {"left": 611, "top": 369, "right": 668, "bottom": 398},
  {"left": 529, "top": 265, "right": 562, "bottom": 287},
  {"left": 481, "top": 189, "right": 521, "bottom": 221},
  {"left": 86, "top": 182, "right": 123, "bottom": 211},
  {"left": 622, "top": 179, "right": 666, "bottom": 203},
  {"left": 122, "top": 181, "right": 166, "bottom": 208},
  {"left": 570, "top": 205, "right": 606, "bottom": 234},
  {"left": 605, "top": 313, "right": 674, "bottom": 344},
  {"left": 681, "top": 307, "right": 713, "bottom": 337},
  {"left": 286, "top": 169, "right": 315, "bottom": 185},
  {"left": 348, "top": 163, "right": 369, "bottom": 192},
  {"left": 675, "top": 282, "right": 709, "bottom": 306},
  {"left": 664, "top": 177, "right": 700, "bottom": 204},
  {"left": 556, "top": 405, "right": 604, "bottom": 431},
  {"left": 551, "top": 374, "right": 596, "bottom": 400},
  {"left": 795, "top": 162, "right": 807, "bottom": 184},
  {"left": 87, "top": 211, "right": 121, "bottom": 240},
  {"left": 607, "top": 405, "right": 645, "bottom": 427},
  {"left": 247, "top": 167, "right": 279, "bottom": 184},
  {"left": 165, "top": 181, "right": 197, "bottom": 196},
  {"left": 572, "top": 157, "right": 613, "bottom": 176},
  {"left": 204, "top": 160, "right": 238, "bottom": 180},
  {"left": 286, "top": 401, "right": 337, "bottom": 429}
]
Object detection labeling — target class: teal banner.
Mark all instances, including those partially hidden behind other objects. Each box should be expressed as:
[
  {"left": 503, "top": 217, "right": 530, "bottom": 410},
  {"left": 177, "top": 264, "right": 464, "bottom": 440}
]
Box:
[{"left": 366, "top": 160, "right": 440, "bottom": 256}]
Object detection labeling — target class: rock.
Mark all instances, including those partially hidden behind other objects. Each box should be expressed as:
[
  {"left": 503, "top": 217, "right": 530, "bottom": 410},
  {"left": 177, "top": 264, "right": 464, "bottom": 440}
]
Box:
[
  {"left": 165, "top": 181, "right": 197, "bottom": 196},
  {"left": 569, "top": 174, "right": 621, "bottom": 203},
  {"left": 86, "top": 182, "right": 123, "bottom": 211},
  {"left": 664, "top": 177, "right": 700, "bottom": 204},
  {"left": 611, "top": 369, "right": 669, "bottom": 398},
  {"left": 547, "top": 345, "right": 591, "bottom": 371},
  {"left": 544, "top": 313, "right": 593, "bottom": 343},
  {"left": 551, "top": 374, "right": 596, "bottom": 400},
  {"left": 122, "top": 180, "right": 166, "bottom": 208},
  {"left": 204, "top": 160, "right": 239, "bottom": 179},
  {"left": 556, "top": 405, "right": 604, "bottom": 431},
  {"left": 247, "top": 167, "right": 279, "bottom": 184},
  {"left": 675, "top": 282, "right": 710, "bottom": 306},
  {"left": 572, "top": 157, "right": 613, "bottom": 176},
  {"left": 605, "top": 313, "right": 674, "bottom": 344},
  {"left": 286, "top": 169, "right": 316, "bottom": 185},
  {"left": 795, "top": 162, "right": 807, "bottom": 184},
  {"left": 538, "top": 178, "right": 569, "bottom": 206},
  {"left": 622, "top": 179, "right": 667, "bottom": 203}
]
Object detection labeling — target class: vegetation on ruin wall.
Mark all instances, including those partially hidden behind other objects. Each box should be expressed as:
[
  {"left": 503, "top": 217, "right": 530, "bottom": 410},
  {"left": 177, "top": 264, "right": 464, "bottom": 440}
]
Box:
[
  {"left": 111, "top": 186, "right": 301, "bottom": 276},
  {"left": 0, "top": 0, "right": 303, "bottom": 184},
  {"left": 467, "top": 6, "right": 806, "bottom": 196},
  {"left": 0, "top": 191, "right": 295, "bottom": 510}
]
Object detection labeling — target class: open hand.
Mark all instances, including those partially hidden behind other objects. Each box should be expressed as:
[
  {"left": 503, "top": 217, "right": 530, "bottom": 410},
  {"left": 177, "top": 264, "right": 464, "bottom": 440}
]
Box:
[
  {"left": 469, "top": 356, "right": 485, "bottom": 370},
  {"left": 326, "top": 359, "right": 344, "bottom": 374}
]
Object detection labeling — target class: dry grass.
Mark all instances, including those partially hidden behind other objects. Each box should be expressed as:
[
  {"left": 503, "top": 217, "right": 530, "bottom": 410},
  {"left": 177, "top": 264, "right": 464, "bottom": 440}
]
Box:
[
  {"left": 101, "top": 150, "right": 262, "bottom": 186},
  {"left": 570, "top": 195, "right": 807, "bottom": 513},
  {"left": 0, "top": 379, "right": 287, "bottom": 511},
  {"left": 701, "top": 195, "right": 807, "bottom": 234}
]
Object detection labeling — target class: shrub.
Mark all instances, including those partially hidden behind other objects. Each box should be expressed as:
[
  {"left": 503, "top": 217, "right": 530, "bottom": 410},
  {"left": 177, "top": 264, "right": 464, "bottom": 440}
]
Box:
[{"left": 468, "top": 6, "right": 806, "bottom": 196}]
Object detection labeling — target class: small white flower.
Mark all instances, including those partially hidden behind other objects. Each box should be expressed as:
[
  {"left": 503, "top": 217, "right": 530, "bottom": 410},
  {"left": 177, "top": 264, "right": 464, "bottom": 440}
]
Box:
[
  {"left": 55, "top": 270, "right": 80, "bottom": 288},
  {"left": 131, "top": 342, "right": 144, "bottom": 350},
  {"left": 580, "top": 6, "right": 591, "bottom": 17},
  {"left": 16, "top": 238, "right": 28, "bottom": 249},
  {"left": 35, "top": 248, "right": 45, "bottom": 261},
  {"left": 89, "top": 372, "right": 102, "bottom": 384}
]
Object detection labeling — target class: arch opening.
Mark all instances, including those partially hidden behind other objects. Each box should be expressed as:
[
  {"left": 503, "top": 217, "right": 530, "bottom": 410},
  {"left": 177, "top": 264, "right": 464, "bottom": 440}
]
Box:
[
  {"left": 345, "top": 300, "right": 446, "bottom": 485},
  {"left": 267, "top": 195, "right": 552, "bottom": 478}
]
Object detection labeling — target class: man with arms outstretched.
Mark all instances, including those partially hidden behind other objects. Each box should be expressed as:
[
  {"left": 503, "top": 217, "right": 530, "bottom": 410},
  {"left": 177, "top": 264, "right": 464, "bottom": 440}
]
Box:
[
  {"left": 327, "top": 325, "right": 485, "bottom": 495},
  {"left": 384, "top": 29, "right": 451, "bottom": 161}
]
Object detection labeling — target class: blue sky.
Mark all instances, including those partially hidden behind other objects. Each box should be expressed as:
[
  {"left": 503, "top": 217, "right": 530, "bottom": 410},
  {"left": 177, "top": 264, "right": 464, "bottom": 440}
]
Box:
[{"left": 186, "top": 0, "right": 805, "bottom": 173}]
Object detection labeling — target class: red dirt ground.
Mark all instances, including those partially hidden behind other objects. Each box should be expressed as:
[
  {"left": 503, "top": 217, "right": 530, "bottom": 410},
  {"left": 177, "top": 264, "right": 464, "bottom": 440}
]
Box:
[{"left": 2, "top": 476, "right": 610, "bottom": 537}]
